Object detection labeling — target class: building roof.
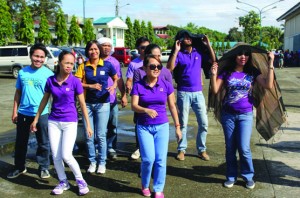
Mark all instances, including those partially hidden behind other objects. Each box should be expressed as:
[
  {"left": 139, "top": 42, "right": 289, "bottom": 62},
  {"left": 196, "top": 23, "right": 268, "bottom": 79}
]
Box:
[
  {"left": 93, "top": 17, "right": 117, "bottom": 25},
  {"left": 153, "top": 26, "right": 169, "bottom": 30},
  {"left": 277, "top": 2, "right": 300, "bottom": 21},
  {"left": 157, "top": 34, "right": 170, "bottom": 39}
]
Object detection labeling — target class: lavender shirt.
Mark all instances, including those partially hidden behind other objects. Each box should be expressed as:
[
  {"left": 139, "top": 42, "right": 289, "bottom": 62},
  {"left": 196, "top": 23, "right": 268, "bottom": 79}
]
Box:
[
  {"left": 218, "top": 69, "right": 260, "bottom": 113},
  {"left": 126, "top": 57, "right": 143, "bottom": 78},
  {"left": 133, "top": 66, "right": 173, "bottom": 84},
  {"left": 175, "top": 48, "right": 203, "bottom": 92},
  {"left": 45, "top": 74, "right": 83, "bottom": 122},
  {"left": 106, "top": 56, "right": 122, "bottom": 104},
  {"left": 131, "top": 77, "right": 174, "bottom": 125}
]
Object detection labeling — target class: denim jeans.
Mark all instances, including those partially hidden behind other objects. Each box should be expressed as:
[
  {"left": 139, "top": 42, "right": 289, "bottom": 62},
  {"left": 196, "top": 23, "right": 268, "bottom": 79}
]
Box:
[
  {"left": 107, "top": 103, "right": 118, "bottom": 153},
  {"left": 15, "top": 113, "right": 50, "bottom": 171},
  {"left": 221, "top": 111, "right": 254, "bottom": 182},
  {"left": 84, "top": 102, "right": 110, "bottom": 165},
  {"left": 137, "top": 122, "right": 169, "bottom": 193},
  {"left": 176, "top": 91, "right": 208, "bottom": 153}
]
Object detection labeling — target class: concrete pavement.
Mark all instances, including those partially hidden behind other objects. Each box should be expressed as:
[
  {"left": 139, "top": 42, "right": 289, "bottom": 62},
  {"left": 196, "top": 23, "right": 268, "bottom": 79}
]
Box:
[{"left": 0, "top": 67, "right": 299, "bottom": 197}]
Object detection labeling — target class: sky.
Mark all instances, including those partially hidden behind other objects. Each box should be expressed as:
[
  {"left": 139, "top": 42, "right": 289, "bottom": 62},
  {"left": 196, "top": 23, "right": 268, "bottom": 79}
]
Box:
[{"left": 61, "top": 0, "right": 299, "bottom": 33}]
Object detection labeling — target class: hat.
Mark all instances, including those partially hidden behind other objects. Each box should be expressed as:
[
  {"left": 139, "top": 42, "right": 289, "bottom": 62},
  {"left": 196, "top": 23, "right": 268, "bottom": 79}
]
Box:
[{"left": 98, "top": 37, "right": 112, "bottom": 45}]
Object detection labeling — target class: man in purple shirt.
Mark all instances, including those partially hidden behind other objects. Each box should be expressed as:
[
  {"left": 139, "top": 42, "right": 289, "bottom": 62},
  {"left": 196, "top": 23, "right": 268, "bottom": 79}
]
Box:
[
  {"left": 125, "top": 37, "right": 150, "bottom": 160},
  {"left": 98, "top": 37, "right": 127, "bottom": 160},
  {"left": 167, "top": 30, "right": 216, "bottom": 161}
]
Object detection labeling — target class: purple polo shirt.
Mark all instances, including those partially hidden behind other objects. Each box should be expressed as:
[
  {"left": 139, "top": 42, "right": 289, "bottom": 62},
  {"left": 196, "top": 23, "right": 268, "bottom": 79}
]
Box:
[
  {"left": 45, "top": 74, "right": 83, "bottom": 122},
  {"left": 175, "top": 48, "right": 203, "bottom": 92},
  {"left": 126, "top": 57, "right": 143, "bottom": 78},
  {"left": 133, "top": 66, "right": 173, "bottom": 84},
  {"left": 106, "top": 56, "right": 122, "bottom": 104},
  {"left": 131, "top": 77, "right": 174, "bottom": 125}
]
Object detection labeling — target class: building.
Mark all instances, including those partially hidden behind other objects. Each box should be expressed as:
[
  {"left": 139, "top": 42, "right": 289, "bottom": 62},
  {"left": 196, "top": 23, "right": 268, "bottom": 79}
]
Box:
[
  {"left": 93, "top": 17, "right": 128, "bottom": 47},
  {"left": 277, "top": 2, "right": 300, "bottom": 51},
  {"left": 153, "top": 26, "right": 170, "bottom": 39}
]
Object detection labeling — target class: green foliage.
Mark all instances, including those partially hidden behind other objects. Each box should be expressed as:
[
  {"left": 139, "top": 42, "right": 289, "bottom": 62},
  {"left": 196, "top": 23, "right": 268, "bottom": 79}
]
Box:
[
  {"left": 133, "top": 19, "right": 141, "bottom": 42},
  {"left": 27, "top": 0, "right": 62, "bottom": 21},
  {"left": 16, "top": 4, "right": 34, "bottom": 45},
  {"left": 140, "top": 20, "right": 147, "bottom": 38},
  {"left": 68, "top": 15, "right": 82, "bottom": 46},
  {"left": 147, "top": 21, "right": 156, "bottom": 43},
  {"left": 226, "top": 41, "right": 231, "bottom": 49},
  {"left": 239, "top": 11, "right": 260, "bottom": 44},
  {"left": 38, "top": 11, "right": 52, "bottom": 44},
  {"left": 226, "top": 27, "right": 243, "bottom": 42},
  {"left": 124, "top": 16, "right": 135, "bottom": 49},
  {"left": 83, "top": 19, "right": 95, "bottom": 45},
  {"left": 0, "top": 0, "right": 14, "bottom": 45},
  {"left": 55, "top": 8, "right": 68, "bottom": 46},
  {"left": 262, "top": 26, "right": 283, "bottom": 50}
]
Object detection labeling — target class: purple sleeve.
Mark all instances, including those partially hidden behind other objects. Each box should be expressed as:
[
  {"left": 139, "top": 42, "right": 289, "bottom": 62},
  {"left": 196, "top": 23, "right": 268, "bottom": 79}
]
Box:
[
  {"left": 167, "top": 81, "right": 174, "bottom": 96},
  {"left": 44, "top": 77, "right": 51, "bottom": 93},
  {"left": 218, "top": 71, "right": 227, "bottom": 80},
  {"left": 133, "top": 69, "right": 140, "bottom": 83},
  {"left": 164, "top": 68, "right": 173, "bottom": 84},
  {"left": 131, "top": 82, "right": 139, "bottom": 96},
  {"left": 126, "top": 63, "right": 134, "bottom": 78},
  {"left": 109, "top": 63, "right": 117, "bottom": 77},
  {"left": 74, "top": 77, "right": 83, "bottom": 95}
]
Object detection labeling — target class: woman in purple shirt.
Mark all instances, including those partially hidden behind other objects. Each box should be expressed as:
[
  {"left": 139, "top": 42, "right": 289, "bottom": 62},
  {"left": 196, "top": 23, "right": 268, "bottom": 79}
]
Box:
[
  {"left": 30, "top": 51, "right": 93, "bottom": 196},
  {"left": 210, "top": 48, "right": 275, "bottom": 189},
  {"left": 131, "top": 54, "right": 182, "bottom": 198}
]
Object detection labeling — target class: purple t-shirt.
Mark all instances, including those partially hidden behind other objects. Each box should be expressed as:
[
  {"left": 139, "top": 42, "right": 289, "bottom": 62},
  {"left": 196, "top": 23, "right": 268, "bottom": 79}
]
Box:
[
  {"left": 133, "top": 66, "right": 173, "bottom": 84},
  {"left": 218, "top": 69, "right": 260, "bottom": 113},
  {"left": 45, "top": 74, "right": 83, "bottom": 122},
  {"left": 126, "top": 57, "right": 143, "bottom": 78},
  {"left": 131, "top": 77, "right": 174, "bottom": 125},
  {"left": 106, "top": 56, "right": 122, "bottom": 104},
  {"left": 174, "top": 48, "right": 203, "bottom": 92}
]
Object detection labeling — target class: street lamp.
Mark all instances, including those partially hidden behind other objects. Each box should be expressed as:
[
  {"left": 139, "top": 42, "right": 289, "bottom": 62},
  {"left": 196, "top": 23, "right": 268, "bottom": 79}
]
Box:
[
  {"left": 83, "top": 0, "right": 86, "bottom": 22},
  {"left": 236, "top": 0, "right": 284, "bottom": 46},
  {"left": 115, "top": 0, "right": 130, "bottom": 17}
]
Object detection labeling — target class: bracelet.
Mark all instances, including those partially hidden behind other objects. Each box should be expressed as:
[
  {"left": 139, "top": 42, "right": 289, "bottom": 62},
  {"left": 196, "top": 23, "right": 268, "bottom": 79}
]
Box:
[
  {"left": 269, "top": 66, "right": 274, "bottom": 70},
  {"left": 175, "top": 124, "right": 180, "bottom": 128}
]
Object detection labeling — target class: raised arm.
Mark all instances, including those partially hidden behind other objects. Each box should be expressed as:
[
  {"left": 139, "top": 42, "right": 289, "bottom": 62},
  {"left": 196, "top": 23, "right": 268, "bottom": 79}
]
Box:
[
  {"left": 256, "top": 52, "right": 275, "bottom": 89},
  {"left": 210, "top": 62, "right": 224, "bottom": 94},
  {"left": 166, "top": 40, "right": 181, "bottom": 72}
]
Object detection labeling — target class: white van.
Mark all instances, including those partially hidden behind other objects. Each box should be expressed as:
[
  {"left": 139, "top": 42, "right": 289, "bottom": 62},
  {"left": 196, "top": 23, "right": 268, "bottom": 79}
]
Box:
[
  {"left": 161, "top": 50, "right": 171, "bottom": 62},
  {"left": 0, "top": 45, "right": 57, "bottom": 78}
]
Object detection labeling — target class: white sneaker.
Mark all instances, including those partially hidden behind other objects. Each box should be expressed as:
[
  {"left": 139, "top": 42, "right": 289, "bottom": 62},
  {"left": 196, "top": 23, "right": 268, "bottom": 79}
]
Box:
[
  {"left": 87, "top": 163, "right": 96, "bottom": 173},
  {"left": 97, "top": 165, "right": 106, "bottom": 174},
  {"left": 131, "top": 149, "right": 140, "bottom": 160}
]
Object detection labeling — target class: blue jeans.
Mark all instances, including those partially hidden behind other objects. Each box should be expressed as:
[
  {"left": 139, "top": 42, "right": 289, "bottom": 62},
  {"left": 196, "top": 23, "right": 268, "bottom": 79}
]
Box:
[
  {"left": 107, "top": 103, "right": 118, "bottom": 153},
  {"left": 15, "top": 113, "right": 50, "bottom": 171},
  {"left": 137, "top": 122, "right": 169, "bottom": 193},
  {"left": 84, "top": 102, "right": 110, "bottom": 165},
  {"left": 176, "top": 91, "right": 208, "bottom": 153},
  {"left": 221, "top": 111, "right": 254, "bottom": 182}
]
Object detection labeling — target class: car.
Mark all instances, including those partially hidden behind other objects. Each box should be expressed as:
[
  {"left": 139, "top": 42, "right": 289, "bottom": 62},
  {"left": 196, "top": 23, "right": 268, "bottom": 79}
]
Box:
[
  {"left": 112, "top": 47, "right": 132, "bottom": 67},
  {"left": 130, "top": 49, "right": 139, "bottom": 60},
  {"left": 161, "top": 50, "right": 171, "bottom": 62},
  {"left": 46, "top": 47, "right": 61, "bottom": 72}
]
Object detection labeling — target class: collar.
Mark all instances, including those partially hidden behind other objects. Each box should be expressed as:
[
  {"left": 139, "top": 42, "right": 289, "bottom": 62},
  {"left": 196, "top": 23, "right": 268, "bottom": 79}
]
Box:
[
  {"left": 142, "top": 76, "right": 161, "bottom": 88},
  {"left": 54, "top": 74, "right": 73, "bottom": 85},
  {"left": 85, "top": 59, "right": 104, "bottom": 67},
  {"left": 183, "top": 47, "right": 196, "bottom": 54}
]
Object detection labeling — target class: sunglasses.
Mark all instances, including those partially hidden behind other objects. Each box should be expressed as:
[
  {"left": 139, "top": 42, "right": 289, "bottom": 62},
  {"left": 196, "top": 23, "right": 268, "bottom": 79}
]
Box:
[
  {"left": 140, "top": 45, "right": 148, "bottom": 50},
  {"left": 148, "top": 64, "right": 163, "bottom": 70},
  {"left": 237, "top": 51, "right": 251, "bottom": 56}
]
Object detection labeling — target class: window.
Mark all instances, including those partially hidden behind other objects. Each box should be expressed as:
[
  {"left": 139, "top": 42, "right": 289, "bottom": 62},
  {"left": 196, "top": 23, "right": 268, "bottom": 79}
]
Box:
[
  {"left": 18, "top": 48, "right": 29, "bottom": 56},
  {"left": 0, "top": 48, "right": 13, "bottom": 56}
]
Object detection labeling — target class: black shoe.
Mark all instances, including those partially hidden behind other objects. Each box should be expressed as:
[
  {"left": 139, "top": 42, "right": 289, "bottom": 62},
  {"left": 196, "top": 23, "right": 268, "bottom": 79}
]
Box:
[
  {"left": 108, "top": 152, "right": 117, "bottom": 160},
  {"left": 7, "top": 168, "right": 27, "bottom": 179}
]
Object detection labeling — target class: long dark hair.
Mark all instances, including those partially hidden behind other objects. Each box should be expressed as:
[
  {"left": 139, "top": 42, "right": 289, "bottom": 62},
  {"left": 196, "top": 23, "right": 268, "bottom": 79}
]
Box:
[
  {"left": 85, "top": 40, "right": 101, "bottom": 58},
  {"left": 144, "top": 44, "right": 161, "bottom": 56},
  {"left": 55, "top": 50, "right": 75, "bottom": 74},
  {"left": 143, "top": 54, "right": 162, "bottom": 67}
]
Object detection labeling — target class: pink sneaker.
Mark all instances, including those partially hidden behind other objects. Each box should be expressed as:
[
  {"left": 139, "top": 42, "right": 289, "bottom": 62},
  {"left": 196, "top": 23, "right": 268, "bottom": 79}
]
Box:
[
  {"left": 141, "top": 187, "right": 151, "bottom": 197},
  {"left": 155, "top": 192, "right": 164, "bottom": 198}
]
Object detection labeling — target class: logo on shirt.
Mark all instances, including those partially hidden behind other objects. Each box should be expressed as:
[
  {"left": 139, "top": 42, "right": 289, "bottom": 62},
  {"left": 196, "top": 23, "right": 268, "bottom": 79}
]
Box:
[
  {"left": 195, "top": 56, "right": 198, "bottom": 60},
  {"left": 100, "top": 71, "right": 105, "bottom": 75},
  {"left": 66, "top": 88, "right": 70, "bottom": 91},
  {"left": 160, "top": 88, "right": 164, "bottom": 92}
]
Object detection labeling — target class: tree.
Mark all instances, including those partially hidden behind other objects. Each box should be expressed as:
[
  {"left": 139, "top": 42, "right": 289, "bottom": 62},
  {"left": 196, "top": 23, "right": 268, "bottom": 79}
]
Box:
[
  {"left": 262, "top": 26, "right": 283, "bottom": 50},
  {"left": 16, "top": 4, "right": 34, "bottom": 45},
  {"left": 226, "top": 41, "right": 231, "bottom": 49},
  {"left": 0, "top": 0, "right": 13, "bottom": 45},
  {"left": 140, "top": 20, "right": 147, "bottom": 38},
  {"left": 38, "top": 11, "right": 52, "bottom": 44},
  {"left": 124, "top": 16, "right": 135, "bottom": 49},
  {"left": 82, "top": 19, "right": 95, "bottom": 45},
  {"left": 7, "top": 0, "right": 24, "bottom": 29},
  {"left": 68, "top": 15, "right": 82, "bottom": 46},
  {"left": 55, "top": 8, "right": 68, "bottom": 46},
  {"left": 239, "top": 11, "right": 260, "bottom": 44},
  {"left": 147, "top": 21, "right": 156, "bottom": 43},
  {"left": 28, "top": 0, "right": 62, "bottom": 21},
  {"left": 133, "top": 19, "right": 141, "bottom": 42},
  {"left": 226, "top": 27, "right": 243, "bottom": 42}
]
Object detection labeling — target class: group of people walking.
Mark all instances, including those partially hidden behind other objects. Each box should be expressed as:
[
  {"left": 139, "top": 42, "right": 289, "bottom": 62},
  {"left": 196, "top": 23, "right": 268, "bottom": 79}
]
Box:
[{"left": 7, "top": 29, "right": 275, "bottom": 197}]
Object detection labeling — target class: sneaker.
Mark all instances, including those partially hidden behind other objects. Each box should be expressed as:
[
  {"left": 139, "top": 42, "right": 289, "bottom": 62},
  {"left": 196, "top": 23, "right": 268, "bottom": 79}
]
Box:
[
  {"left": 131, "top": 149, "right": 140, "bottom": 160},
  {"left": 224, "top": 180, "right": 236, "bottom": 188},
  {"left": 246, "top": 180, "right": 255, "bottom": 189},
  {"left": 176, "top": 151, "right": 185, "bottom": 161},
  {"left": 199, "top": 151, "right": 210, "bottom": 161},
  {"left": 97, "top": 165, "right": 106, "bottom": 174},
  {"left": 40, "top": 170, "right": 50, "bottom": 179},
  {"left": 7, "top": 168, "right": 27, "bottom": 179},
  {"left": 108, "top": 151, "right": 118, "bottom": 160},
  {"left": 52, "top": 180, "right": 70, "bottom": 195},
  {"left": 155, "top": 192, "right": 165, "bottom": 198},
  {"left": 141, "top": 187, "right": 151, "bottom": 197},
  {"left": 76, "top": 179, "right": 89, "bottom": 195},
  {"left": 87, "top": 163, "right": 96, "bottom": 173}
]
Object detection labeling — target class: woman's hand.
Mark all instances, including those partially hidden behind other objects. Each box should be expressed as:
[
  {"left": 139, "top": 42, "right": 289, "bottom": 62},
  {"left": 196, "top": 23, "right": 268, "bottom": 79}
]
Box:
[
  {"left": 202, "top": 35, "right": 210, "bottom": 46},
  {"left": 210, "top": 62, "right": 219, "bottom": 76},
  {"left": 106, "top": 86, "right": 116, "bottom": 94},
  {"left": 175, "top": 128, "right": 182, "bottom": 143},
  {"left": 90, "top": 83, "right": 102, "bottom": 90},
  {"left": 86, "top": 127, "right": 93, "bottom": 138},
  {"left": 268, "top": 51, "right": 275, "bottom": 63},
  {"left": 175, "top": 40, "right": 181, "bottom": 52},
  {"left": 145, "top": 109, "right": 158, "bottom": 118}
]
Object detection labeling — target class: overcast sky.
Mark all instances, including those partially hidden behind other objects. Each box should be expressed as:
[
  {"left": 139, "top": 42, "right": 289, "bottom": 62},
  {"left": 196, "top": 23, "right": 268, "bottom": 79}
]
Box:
[{"left": 61, "top": 0, "right": 299, "bottom": 33}]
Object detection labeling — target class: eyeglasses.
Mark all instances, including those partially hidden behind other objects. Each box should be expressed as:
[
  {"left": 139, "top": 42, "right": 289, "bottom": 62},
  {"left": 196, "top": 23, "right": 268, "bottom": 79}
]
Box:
[
  {"left": 237, "top": 51, "right": 251, "bottom": 56},
  {"left": 148, "top": 64, "right": 163, "bottom": 70},
  {"left": 140, "top": 45, "right": 148, "bottom": 50}
]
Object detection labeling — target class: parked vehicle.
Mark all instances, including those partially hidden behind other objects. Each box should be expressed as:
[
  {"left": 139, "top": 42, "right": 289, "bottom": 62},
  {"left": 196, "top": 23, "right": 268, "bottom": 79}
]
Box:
[
  {"left": 112, "top": 47, "right": 131, "bottom": 67},
  {"left": 46, "top": 47, "right": 61, "bottom": 71},
  {"left": 130, "top": 49, "right": 139, "bottom": 60},
  {"left": 161, "top": 50, "right": 171, "bottom": 62}
]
